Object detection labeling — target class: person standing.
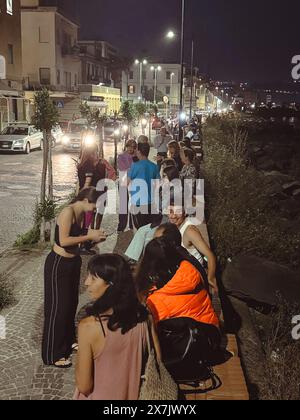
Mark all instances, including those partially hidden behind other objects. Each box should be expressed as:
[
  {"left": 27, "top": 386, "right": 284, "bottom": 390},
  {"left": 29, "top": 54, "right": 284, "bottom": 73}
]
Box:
[
  {"left": 42, "top": 187, "right": 107, "bottom": 368},
  {"left": 117, "top": 139, "right": 137, "bottom": 232},
  {"left": 154, "top": 127, "right": 172, "bottom": 169},
  {"left": 77, "top": 145, "right": 107, "bottom": 254},
  {"left": 128, "top": 142, "right": 160, "bottom": 229}
]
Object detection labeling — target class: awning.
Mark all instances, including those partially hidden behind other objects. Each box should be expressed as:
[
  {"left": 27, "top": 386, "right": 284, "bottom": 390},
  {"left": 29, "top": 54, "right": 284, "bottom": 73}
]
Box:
[{"left": 85, "top": 101, "right": 108, "bottom": 108}]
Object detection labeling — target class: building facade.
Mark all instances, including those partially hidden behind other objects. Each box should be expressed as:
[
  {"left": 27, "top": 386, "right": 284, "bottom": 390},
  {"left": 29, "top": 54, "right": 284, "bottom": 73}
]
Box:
[
  {"left": 21, "top": 0, "right": 81, "bottom": 92},
  {"left": 0, "top": 0, "right": 29, "bottom": 130},
  {"left": 77, "top": 40, "right": 115, "bottom": 86},
  {"left": 122, "top": 63, "right": 181, "bottom": 107}
]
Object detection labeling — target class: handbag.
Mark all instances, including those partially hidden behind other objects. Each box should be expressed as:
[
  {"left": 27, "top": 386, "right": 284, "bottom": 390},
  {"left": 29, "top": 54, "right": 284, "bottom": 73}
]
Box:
[{"left": 139, "top": 321, "right": 178, "bottom": 400}]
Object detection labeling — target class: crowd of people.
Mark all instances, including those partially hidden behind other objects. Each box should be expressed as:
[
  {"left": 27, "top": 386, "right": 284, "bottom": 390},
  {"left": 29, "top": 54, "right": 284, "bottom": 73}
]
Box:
[{"left": 41, "top": 116, "right": 221, "bottom": 400}]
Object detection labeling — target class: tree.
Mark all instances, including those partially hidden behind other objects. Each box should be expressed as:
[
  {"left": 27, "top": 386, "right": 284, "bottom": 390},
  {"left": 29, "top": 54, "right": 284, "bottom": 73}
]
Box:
[
  {"left": 144, "top": 86, "right": 164, "bottom": 103},
  {"left": 120, "top": 100, "right": 136, "bottom": 135},
  {"left": 134, "top": 102, "right": 147, "bottom": 120},
  {"left": 80, "top": 101, "right": 107, "bottom": 158},
  {"left": 32, "top": 89, "right": 59, "bottom": 244}
]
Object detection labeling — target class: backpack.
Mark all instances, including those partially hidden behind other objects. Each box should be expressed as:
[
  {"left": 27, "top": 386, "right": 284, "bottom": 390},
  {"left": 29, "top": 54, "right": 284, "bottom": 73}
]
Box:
[{"left": 157, "top": 317, "right": 221, "bottom": 386}]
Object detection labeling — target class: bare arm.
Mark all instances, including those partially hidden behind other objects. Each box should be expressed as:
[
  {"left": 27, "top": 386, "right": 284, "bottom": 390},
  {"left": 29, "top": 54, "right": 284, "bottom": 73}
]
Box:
[
  {"left": 75, "top": 318, "right": 96, "bottom": 396},
  {"left": 57, "top": 207, "right": 106, "bottom": 247},
  {"left": 185, "top": 226, "right": 218, "bottom": 291}
]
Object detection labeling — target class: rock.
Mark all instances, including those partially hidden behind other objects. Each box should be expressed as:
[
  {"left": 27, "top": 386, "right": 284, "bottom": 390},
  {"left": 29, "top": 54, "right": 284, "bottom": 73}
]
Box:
[
  {"left": 256, "top": 156, "right": 279, "bottom": 171},
  {"left": 279, "top": 198, "right": 300, "bottom": 218},
  {"left": 293, "top": 188, "right": 300, "bottom": 199},
  {"left": 222, "top": 255, "right": 300, "bottom": 308},
  {"left": 282, "top": 181, "right": 300, "bottom": 195}
]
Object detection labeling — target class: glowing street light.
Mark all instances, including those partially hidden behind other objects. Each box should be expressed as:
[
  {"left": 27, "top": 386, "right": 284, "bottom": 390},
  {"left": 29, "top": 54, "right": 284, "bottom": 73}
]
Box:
[{"left": 166, "top": 30, "right": 176, "bottom": 39}]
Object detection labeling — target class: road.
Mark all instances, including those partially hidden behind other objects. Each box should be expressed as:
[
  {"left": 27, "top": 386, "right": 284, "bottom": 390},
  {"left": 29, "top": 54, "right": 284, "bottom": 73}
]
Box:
[{"left": 0, "top": 141, "right": 123, "bottom": 252}]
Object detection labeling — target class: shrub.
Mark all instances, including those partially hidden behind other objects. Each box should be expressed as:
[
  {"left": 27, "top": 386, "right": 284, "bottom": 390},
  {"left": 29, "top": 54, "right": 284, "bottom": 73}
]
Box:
[
  {"left": 202, "top": 117, "right": 300, "bottom": 270},
  {"left": 0, "top": 272, "right": 15, "bottom": 310},
  {"left": 258, "top": 298, "right": 300, "bottom": 400}
]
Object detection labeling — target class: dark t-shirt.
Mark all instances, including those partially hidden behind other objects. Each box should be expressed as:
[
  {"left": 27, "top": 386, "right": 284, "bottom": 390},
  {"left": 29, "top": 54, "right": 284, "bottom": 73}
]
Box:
[{"left": 78, "top": 160, "right": 106, "bottom": 190}]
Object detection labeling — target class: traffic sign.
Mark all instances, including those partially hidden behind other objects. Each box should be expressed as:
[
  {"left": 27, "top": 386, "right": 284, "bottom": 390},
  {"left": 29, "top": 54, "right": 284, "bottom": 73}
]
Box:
[{"left": 163, "top": 95, "right": 169, "bottom": 104}]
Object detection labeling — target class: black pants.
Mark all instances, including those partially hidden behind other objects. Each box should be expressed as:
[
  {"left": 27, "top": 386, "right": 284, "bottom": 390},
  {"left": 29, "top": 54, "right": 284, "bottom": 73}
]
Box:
[
  {"left": 117, "top": 189, "right": 133, "bottom": 232},
  {"left": 42, "top": 251, "right": 82, "bottom": 365}
]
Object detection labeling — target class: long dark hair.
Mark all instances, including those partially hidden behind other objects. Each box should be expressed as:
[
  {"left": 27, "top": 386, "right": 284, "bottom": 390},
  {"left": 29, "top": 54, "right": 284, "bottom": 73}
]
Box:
[
  {"left": 136, "top": 237, "right": 186, "bottom": 295},
  {"left": 86, "top": 254, "right": 148, "bottom": 334},
  {"left": 70, "top": 186, "right": 101, "bottom": 204},
  {"left": 77, "top": 144, "right": 99, "bottom": 172}
]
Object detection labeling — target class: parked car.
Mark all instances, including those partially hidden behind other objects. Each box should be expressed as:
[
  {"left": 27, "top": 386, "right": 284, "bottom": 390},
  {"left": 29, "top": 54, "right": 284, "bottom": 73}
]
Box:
[{"left": 0, "top": 124, "right": 43, "bottom": 154}]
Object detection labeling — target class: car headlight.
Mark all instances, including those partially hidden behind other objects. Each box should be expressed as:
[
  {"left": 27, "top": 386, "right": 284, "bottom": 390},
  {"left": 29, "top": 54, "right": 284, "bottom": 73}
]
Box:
[
  {"left": 83, "top": 135, "right": 96, "bottom": 147},
  {"left": 13, "top": 140, "right": 24, "bottom": 145},
  {"left": 62, "top": 135, "right": 70, "bottom": 145}
]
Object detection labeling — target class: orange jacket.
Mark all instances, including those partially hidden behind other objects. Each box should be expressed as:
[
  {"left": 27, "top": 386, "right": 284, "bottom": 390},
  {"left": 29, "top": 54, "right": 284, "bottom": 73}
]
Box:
[{"left": 147, "top": 261, "right": 219, "bottom": 328}]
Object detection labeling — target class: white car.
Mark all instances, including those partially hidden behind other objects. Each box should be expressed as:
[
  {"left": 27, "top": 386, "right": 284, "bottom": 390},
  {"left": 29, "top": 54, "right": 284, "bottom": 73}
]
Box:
[{"left": 0, "top": 124, "right": 43, "bottom": 154}]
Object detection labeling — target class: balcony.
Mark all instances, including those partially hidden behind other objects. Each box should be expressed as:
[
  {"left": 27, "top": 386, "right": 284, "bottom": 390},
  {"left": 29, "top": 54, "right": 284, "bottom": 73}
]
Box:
[{"left": 61, "top": 44, "right": 80, "bottom": 57}]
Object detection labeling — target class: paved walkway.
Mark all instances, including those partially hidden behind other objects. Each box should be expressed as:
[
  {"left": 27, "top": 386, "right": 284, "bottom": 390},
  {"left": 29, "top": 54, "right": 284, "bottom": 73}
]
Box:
[{"left": 0, "top": 209, "right": 134, "bottom": 400}]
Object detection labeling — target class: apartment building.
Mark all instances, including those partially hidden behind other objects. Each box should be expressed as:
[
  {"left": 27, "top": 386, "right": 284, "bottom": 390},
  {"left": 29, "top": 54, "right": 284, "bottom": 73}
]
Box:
[{"left": 21, "top": 0, "right": 81, "bottom": 91}]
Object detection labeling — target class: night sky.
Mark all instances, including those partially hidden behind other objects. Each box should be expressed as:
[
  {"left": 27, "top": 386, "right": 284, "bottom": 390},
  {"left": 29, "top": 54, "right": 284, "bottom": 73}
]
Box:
[{"left": 77, "top": 0, "right": 300, "bottom": 83}]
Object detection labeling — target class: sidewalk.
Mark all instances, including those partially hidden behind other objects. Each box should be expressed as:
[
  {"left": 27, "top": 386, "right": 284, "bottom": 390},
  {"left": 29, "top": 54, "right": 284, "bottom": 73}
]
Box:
[{"left": 0, "top": 208, "right": 134, "bottom": 400}]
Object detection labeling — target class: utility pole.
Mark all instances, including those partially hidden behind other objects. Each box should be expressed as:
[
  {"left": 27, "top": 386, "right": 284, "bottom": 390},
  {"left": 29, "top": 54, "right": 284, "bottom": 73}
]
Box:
[
  {"left": 179, "top": 0, "right": 186, "bottom": 140},
  {"left": 189, "top": 39, "right": 194, "bottom": 120}
]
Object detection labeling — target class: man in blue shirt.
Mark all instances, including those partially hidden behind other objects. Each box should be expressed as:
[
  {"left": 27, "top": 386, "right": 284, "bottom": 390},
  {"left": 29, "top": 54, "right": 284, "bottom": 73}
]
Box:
[{"left": 128, "top": 142, "right": 160, "bottom": 229}]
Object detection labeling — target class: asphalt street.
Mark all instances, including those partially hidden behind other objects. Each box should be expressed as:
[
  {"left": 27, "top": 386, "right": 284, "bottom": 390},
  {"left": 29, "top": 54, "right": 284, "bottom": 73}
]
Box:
[{"left": 0, "top": 141, "right": 123, "bottom": 253}]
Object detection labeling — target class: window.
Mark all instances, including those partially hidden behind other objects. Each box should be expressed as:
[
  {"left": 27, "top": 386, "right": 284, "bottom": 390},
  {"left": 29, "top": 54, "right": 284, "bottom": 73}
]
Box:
[
  {"left": 6, "top": 0, "right": 13, "bottom": 15},
  {"left": 74, "top": 74, "right": 78, "bottom": 87},
  {"left": 166, "top": 86, "right": 171, "bottom": 95},
  {"left": 128, "top": 85, "right": 136, "bottom": 94},
  {"left": 142, "top": 71, "right": 147, "bottom": 80},
  {"left": 64, "top": 72, "right": 71, "bottom": 90},
  {"left": 166, "top": 71, "right": 171, "bottom": 80},
  {"left": 39, "top": 27, "right": 49, "bottom": 43},
  {"left": 40, "top": 68, "right": 51, "bottom": 85},
  {"left": 56, "top": 69, "right": 60, "bottom": 85},
  {"left": 129, "top": 71, "right": 134, "bottom": 80},
  {"left": 8, "top": 44, "right": 13, "bottom": 64}
]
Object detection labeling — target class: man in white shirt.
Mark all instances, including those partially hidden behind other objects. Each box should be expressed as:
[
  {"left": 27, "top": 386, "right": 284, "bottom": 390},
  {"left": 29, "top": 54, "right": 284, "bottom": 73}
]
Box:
[{"left": 154, "top": 127, "right": 172, "bottom": 169}]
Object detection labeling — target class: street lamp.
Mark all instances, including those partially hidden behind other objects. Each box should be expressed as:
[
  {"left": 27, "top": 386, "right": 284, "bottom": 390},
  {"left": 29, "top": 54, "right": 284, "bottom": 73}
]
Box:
[
  {"left": 151, "top": 65, "right": 162, "bottom": 104},
  {"left": 135, "top": 58, "right": 147, "bottom": 101},
  {"left": 166, "top": 30, "right": 176, "bottom": 40},
  {"left": 170, "top": 72, "right": 175, "bottom": 107},
  {"left": 166, "top": 0, "right": 186, "bottom": 139}
]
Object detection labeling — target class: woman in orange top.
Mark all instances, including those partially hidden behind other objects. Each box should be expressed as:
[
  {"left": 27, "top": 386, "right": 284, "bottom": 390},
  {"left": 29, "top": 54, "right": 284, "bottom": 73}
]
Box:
[{"left": 137, "top": 237, "right": 220, "bottom": 358}]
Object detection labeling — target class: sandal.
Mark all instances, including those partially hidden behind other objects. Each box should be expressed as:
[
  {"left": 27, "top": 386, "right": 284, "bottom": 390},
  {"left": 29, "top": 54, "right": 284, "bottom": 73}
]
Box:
[
  {"left": 53, "top": 358, "right": 72, "bottom": 369},
  {"left": 72, "top": 343, "right": 79, "bottom": 352}
]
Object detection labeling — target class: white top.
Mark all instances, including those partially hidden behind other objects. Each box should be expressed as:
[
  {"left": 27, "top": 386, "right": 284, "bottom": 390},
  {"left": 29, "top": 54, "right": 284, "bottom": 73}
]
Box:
[
  {"left": 179, "top": 218, "right": 204, "bottom": 265},
  {"left": 154, "top": 134, "right": 171, "bottom": 154}
]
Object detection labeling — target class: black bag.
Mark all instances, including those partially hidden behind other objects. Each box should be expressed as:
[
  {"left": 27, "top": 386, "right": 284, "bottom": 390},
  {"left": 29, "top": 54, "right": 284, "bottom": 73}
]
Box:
[{"left": 157, "top": 317, "right": 220, "bottom": 383}]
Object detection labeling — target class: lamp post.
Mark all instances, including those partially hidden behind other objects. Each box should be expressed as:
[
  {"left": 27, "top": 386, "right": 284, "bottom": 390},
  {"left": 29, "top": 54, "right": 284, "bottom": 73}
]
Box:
[
  {"left": 151, "top": 65, "right": 162, "bottom": 104},
  {"left": 135, "top": 59, "right": 147, "bottom": 101},
  {"left": 179, "top": 0, "right": 185, "bottom": 139},
  {"left": 170, "top": 72, "right": 175, "bottom": 108},
  {"left": 189, "top": 38, "right": 194, "bottom": 120}
]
